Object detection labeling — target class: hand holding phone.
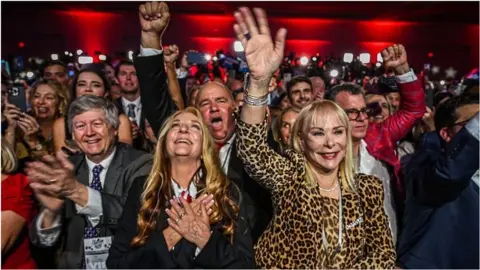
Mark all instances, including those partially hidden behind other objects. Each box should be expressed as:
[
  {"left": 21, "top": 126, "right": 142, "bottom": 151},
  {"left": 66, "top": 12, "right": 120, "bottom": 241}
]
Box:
[
  {"left": 2, "top": 102, "right": 22, "bottom": 128},
  {"left": 7, "top": 85, "right": 27, "bottom": 112}
]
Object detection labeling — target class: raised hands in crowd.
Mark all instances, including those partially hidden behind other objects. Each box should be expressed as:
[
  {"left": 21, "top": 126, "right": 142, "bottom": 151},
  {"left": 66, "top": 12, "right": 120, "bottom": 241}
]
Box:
[{"left": 1, "top": 1, "right": 477, "bottom": 270}]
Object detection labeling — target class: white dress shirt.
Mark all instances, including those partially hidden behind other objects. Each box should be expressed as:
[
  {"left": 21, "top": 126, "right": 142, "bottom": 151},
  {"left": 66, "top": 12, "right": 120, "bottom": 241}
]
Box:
[
  {"left": 36, "top": 149, "right": 117, "bottom": 246},
  {"left": 357, "top": 140, "right": 398, "bottom": 244},
  {"left": 171, "top": 179, "right": 202, "bottom": 256},
  {"left": 219, "top": 134, "right": 236, "bottom": 175},
  {"left": 122, "top": 96, "right": 142, "bottom": 125}
]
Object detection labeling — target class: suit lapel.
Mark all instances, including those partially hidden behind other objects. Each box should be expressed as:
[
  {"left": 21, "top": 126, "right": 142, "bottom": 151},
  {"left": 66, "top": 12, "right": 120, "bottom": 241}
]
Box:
[
  {"left": 73, "top": 155, "right": 90, "bottom": 187},
  {"left": 227, "top": 142, "right": 244, "bottom": 189},
  {"left": 104, "top": 145, "right": 124, "bottom": 194}
]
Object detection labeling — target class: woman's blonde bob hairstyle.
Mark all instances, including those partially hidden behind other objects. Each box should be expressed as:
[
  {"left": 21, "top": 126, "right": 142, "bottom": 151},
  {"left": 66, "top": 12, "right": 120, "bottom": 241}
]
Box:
[
  {"left": 290, "top": 100, "right": 357, "bottom": 192},
  {"left": 131, "top": 107, "right": 239, "bottom": 247},
  {"left": 1, "top": 138, "right": 18, "bottom": 174}
]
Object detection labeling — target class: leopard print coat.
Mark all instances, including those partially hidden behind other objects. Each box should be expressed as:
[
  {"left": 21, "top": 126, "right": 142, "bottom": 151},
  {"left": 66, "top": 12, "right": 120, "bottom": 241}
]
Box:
[{"left": 236, "top": 120, "right": 396, "bottom": 269}]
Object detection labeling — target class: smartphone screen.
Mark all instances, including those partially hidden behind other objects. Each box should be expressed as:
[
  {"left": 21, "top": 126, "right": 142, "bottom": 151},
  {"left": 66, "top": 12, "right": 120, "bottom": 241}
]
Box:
[
  {"left": 8, "top": 85, "right": 27, "bottom": 112},
  {"left": 186, "top": 52, "right": 208, "bottom": 65}
]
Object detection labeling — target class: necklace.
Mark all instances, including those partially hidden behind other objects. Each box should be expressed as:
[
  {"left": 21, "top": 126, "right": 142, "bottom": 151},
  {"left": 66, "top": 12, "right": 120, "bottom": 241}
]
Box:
[
  {"left": 321, "top": 177, "right": 343, "bottom": 267},
  {"left": 318, "top": 179, "right": 338, "bottom": 192}
]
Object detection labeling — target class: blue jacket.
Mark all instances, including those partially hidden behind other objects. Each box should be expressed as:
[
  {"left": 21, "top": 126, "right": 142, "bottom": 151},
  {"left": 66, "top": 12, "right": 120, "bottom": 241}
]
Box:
[{"left": 397, "top": 114, "right": 479, "bottom": 269}]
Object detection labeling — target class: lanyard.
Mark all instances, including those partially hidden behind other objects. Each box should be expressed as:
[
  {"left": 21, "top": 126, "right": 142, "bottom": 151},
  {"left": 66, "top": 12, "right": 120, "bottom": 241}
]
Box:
[{"left": 322, "top": 179, "right": 343, "bottom": 260}]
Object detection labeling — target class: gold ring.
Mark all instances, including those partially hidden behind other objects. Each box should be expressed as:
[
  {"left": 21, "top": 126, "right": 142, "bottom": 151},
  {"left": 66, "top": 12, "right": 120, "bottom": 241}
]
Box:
[
  {"left": 179, "top": 212, "right": 185, "bottom": 219},
  {"left": 175, "top": 218, "right": 179, "bottom": 225}
]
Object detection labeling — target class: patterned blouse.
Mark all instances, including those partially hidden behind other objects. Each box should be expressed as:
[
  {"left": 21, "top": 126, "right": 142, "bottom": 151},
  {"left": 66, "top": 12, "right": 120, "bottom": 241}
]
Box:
[{"left": 236, "top": 120, "right": 396, "bottom": 269}]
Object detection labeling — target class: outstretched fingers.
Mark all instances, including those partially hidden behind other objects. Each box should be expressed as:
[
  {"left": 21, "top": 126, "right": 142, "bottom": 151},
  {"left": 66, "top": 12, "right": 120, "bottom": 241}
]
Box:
[
  {"left": 253, "top": 8, "right": 271, "bottom": 37},
  {"left": 274, "top": 28, "right": 287, "bottom": 56},
  {"left": 239, "top": 7, "right": 259, "bottom": 36}
]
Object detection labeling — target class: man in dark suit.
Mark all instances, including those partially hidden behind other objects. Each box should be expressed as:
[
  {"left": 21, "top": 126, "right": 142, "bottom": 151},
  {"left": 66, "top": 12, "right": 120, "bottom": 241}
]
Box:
[
  {"left": 112, "top": 60, "right": 149, "bottom": 151},
  {"left": 28, "top": 95, "right": 152, "bottom": 268},
  {"left": 397, "top": 92, "right": 479, "bottom": 269},
  {"left": 133, "top": 1, "right": 274, "bottom": 243}
]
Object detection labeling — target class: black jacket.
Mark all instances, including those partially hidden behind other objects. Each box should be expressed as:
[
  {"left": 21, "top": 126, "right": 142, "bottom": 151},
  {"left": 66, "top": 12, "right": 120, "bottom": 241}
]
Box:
[
  {"left": 397, "top": 125, "right": 479, "bottom": 269},
  {"left": 29, "top": 143, "right": 153, "bottom": 269},
  {"left": 106, "top": 177, "right": 254, "bottom": 269},
  {"left": 135, "top": 52, "right": 275, "bottom": 242}
]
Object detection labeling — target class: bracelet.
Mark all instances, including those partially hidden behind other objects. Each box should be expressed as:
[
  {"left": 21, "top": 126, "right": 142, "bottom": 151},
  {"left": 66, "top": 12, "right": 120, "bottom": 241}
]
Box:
[
  {"left": 243, "top": 72, "right": 269, "bottom": 106},
  {"left": 244, "top": 93, "right": 269, "bottom": 106}
]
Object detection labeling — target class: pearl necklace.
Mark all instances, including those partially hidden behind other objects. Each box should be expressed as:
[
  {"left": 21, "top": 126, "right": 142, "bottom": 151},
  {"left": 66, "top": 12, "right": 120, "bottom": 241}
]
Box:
[{"left": 318, "top": 179, "right": 338, "bottom": 192}]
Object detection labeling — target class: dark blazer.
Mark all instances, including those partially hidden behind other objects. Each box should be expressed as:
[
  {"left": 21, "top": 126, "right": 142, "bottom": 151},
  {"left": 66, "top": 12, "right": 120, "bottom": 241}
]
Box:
[
  {"left": 113, "top": 97, "right": 145, "bottom": 131},
  {"left": 106, "top": 177, "right": 254, "bottom": 269},
  {"left": 136, "top": 53, "right": 275, "bottom": 243},
  {"left": 133, "top": 52, "right": 178, "bottom": 137},
  {"left": 397, "top": 126, "right": 479, "bottom": 269},
  {"left": 29, "top": 143, "right": 153, "bottom": 269},
  {"left": 113, "top": 97, "right": 151, "bottom": 151}
]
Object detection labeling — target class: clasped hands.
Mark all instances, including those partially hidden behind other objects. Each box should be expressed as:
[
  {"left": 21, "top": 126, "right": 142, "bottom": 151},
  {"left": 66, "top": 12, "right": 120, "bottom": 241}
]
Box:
[
  {"left": 166, "top": 194, "right": 215, "bottom": 249},
  {"left": 25, "top": 151, "right": 84, "bottom": 213}
]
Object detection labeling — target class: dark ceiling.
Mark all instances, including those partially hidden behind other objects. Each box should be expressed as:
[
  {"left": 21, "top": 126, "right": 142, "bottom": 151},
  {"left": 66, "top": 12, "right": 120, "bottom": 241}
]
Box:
[{"left": 2, "top": 1, "right": 479, "bottom": 24}]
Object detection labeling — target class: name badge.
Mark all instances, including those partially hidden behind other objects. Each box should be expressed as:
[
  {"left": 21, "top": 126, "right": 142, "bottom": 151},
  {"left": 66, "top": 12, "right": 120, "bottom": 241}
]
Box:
[
  {"left": 84, "top": 236, "right": 112, "bottom": 269},
  {"left": 346, "top": 217, "right": 363, "bottom": 230}
]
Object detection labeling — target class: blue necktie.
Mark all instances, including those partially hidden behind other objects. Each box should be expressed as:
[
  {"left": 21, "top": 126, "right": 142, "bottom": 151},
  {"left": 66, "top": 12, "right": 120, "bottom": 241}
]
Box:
[
  {"left": 84, "top": 164, "right": 103, "bottom": 239},
  {"left": 127, "top": 103, "right": 137, "bottom": 122}
]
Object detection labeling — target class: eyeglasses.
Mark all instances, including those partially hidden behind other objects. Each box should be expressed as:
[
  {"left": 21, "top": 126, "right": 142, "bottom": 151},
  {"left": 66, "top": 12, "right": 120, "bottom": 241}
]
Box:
[{"left": 344, "top": 108, "right": 372, "bottom": 120}]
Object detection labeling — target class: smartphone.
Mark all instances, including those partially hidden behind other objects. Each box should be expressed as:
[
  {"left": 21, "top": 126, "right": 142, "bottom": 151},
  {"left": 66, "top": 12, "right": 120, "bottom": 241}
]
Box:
[
  {"left": 8, "top": 84, "right": 27, "bottom": 112},
  {"left": 187, "top": 52, "right": 208, "bottom": 65},
  {"left": 366, "top": 102, "right": 383, "bottom": 118}
]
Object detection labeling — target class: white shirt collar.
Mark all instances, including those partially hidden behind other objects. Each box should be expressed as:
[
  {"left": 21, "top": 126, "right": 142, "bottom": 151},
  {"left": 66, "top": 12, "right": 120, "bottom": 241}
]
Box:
[
  {"left": 121, "top": 97, "right": 141, "bottom": 108},
  {"left": 85, "top": 147, "right": 117, "bottom": 172},
  {"left": 222, "top": 133, "right": 236, "bottom": 148}
]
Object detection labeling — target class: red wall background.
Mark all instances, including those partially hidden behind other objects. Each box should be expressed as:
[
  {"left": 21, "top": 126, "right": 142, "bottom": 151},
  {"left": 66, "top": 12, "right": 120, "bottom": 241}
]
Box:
[{"left": 2, "top": 9, "right": 478, "bottom": 75}]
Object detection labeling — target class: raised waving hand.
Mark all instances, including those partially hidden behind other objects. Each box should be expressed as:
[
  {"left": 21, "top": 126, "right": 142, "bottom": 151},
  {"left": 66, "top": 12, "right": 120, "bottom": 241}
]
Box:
[{"left": 233, "top": 7, "right": 287, "bottom": 83}]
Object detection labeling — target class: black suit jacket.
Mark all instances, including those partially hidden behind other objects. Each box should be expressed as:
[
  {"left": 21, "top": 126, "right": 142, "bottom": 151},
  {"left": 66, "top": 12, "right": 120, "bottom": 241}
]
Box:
[
  {"left": 114, "top": 97, "right": 152, "bottom": 151},
  {"left": 113, "top": 97, "right": 146, "bottom": 131},
  {"left": 133, "top": 52, "right": 178, "bottom": 136},
  {"left": 29, "top": 143, "right": 153, "bottom": 269},
  {"left": 107, "top": 177, "right": 254, "bottom": 269}
]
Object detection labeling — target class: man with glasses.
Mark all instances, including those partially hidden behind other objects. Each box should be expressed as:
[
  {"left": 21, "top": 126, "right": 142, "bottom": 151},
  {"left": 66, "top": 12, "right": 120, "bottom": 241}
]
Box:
[
  {"left": 325, "top": 44, "right": 425, "bottom": 244},
  {"left": 397, "top": 92, "right": 479, "bottom": 269}
]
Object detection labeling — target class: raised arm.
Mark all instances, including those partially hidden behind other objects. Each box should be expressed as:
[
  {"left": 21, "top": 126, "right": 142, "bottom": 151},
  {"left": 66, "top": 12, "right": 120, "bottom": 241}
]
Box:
[
  {"left": 135, "top": 1, "right": 178, "bottom": 135},
  {"left": 406, "top": 113, "right": 479, "bottom": 205},
  {"left": 164, "top": 45, "right": 185, "bottom": 110},
  {"left": 377, "top": 45, "right": 425, "bottom": 144},
  {"left": 233, "top": 8, "right": 303, "bottom": 193}
]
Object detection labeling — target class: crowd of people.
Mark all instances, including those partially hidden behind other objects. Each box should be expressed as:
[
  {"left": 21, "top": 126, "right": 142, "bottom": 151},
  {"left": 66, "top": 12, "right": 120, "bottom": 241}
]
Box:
[{"left": 1, "top": 1, "right": 479, "bottom": 269}]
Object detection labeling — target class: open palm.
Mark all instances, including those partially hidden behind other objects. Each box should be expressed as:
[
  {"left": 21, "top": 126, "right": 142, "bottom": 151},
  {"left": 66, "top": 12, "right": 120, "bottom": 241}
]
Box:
[{"left": 234, "top": 7, "right": 287, "bottom": 81}]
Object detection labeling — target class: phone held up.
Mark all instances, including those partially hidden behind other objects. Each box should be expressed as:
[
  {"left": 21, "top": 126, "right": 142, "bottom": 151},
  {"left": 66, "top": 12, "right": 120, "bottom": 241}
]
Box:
[{"left": 7, "top": 84, "right": 28, "bottom": 112}]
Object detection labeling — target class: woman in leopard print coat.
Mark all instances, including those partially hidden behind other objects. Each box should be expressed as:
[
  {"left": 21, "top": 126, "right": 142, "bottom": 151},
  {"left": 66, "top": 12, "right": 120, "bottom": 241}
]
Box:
[{"left": 233, "top": 6, "right": 396, "bottom": 269}]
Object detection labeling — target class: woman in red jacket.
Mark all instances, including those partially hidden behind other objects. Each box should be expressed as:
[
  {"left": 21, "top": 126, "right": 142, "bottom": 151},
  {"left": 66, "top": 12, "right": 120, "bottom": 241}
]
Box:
[{"left": 1, "top": 138, "right": 37, "bottom": 269}]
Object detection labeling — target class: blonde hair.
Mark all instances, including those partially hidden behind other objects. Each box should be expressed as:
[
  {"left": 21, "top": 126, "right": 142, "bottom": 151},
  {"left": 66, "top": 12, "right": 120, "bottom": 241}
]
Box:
[
  {"left": 30, "top": 79, "right": 70, "bottom": 118},
  {"left": 290, "top": 100, "right": 356, "bottom": 192},
  {"left": 1, "top": 138, "right": 18, "bottom": 174},
  {"left": 131, "top": 107, "right": 239, "bottom": 247}
]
